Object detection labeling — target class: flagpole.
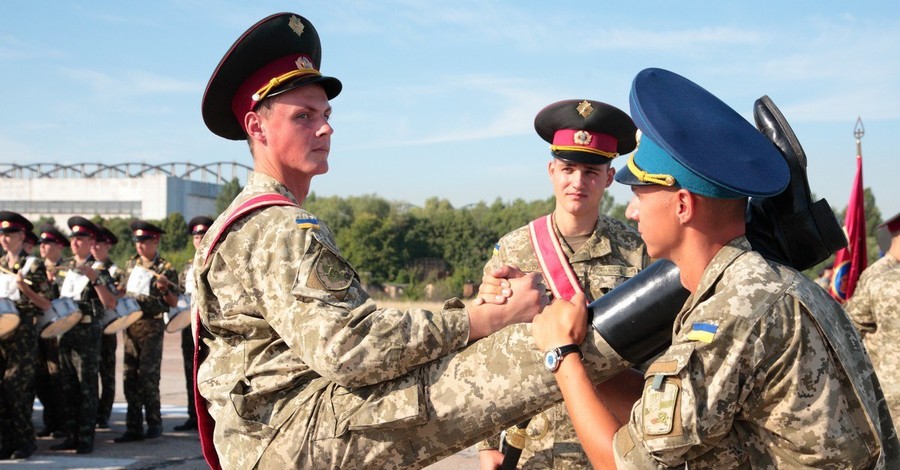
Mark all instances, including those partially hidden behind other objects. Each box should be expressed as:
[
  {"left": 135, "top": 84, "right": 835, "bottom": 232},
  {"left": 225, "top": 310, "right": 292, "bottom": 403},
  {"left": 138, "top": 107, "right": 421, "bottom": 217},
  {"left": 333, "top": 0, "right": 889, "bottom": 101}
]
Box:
[{"left": 855, "top": 116, "right": 864, "bottom": 158}]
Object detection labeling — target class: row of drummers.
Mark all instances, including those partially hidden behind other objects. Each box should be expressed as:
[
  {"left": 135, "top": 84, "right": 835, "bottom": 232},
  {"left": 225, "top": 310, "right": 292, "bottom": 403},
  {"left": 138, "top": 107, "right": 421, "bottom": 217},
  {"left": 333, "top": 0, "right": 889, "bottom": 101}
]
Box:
[{"left": 0, "top": 213, "right": 193, "bottom": 340}]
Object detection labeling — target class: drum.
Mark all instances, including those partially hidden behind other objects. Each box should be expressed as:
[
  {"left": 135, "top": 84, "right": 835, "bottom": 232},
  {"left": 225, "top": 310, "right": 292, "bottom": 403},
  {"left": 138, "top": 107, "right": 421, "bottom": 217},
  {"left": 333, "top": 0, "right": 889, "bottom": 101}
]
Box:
[
  {"left": 37, "top": 297, "right": 83, "bottom": 339},
  {"left": 102, "top": 297, "right": 143, "bottom": 334},
  {"left": 164, "top": 294, "right": 191, "bottom": 333},
  {"left": 0, "top": 298, "right": 20, "bottom": 340}
]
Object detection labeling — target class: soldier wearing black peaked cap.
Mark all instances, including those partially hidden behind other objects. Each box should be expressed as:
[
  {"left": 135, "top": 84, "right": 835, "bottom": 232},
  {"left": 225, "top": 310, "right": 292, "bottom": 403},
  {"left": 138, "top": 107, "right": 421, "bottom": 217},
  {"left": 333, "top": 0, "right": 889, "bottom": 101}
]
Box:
[
  {"left": 90, "top": 224, "right": 124, "bottom": 430},
  {"left": 0, "top": 211, "right": 51, "bottom": 460},
  {"left": 114, "top": 220, "right": 178, "bottom": 443},
  {"left": 477, "top": 99, "right": 649, "bottom": 469},
  {"left": 47, "top": 216, "right": 116, "bottom": 454}
]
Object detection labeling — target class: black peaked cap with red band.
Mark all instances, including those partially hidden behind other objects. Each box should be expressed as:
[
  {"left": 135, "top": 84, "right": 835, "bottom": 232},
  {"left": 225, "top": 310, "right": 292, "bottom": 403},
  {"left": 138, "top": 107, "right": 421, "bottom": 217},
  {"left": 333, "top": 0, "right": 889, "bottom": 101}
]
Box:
[
  {"left": 202, "top": 12, "right": 342, "bottom": 140},
  {"left": 534, "top": 99, "right": 637, "bottom": 165}
]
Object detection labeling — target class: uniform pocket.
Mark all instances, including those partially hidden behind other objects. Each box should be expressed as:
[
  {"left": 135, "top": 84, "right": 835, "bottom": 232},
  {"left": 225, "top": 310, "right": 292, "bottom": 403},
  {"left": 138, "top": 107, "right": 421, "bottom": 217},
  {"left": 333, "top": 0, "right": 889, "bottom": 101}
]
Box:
[
  {"left": 330, "top": 372, "right": 427, "bottom": 435},
  {"left": 638, "top": 342, "right": 700, "bottom": 451}
]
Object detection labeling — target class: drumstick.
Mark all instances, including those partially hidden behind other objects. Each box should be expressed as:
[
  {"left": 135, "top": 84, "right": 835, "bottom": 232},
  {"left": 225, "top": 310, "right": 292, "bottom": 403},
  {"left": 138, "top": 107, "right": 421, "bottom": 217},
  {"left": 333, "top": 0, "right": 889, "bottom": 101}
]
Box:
[{"left": 0, "top": 265, "right": 33, "bottom": 286}]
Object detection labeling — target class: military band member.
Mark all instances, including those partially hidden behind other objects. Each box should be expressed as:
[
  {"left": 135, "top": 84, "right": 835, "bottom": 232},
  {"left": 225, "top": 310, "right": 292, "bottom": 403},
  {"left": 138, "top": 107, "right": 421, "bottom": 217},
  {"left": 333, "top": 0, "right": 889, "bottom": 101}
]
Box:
[
  {"left": 34, "top": 224, "right": 68, "bottom": 439},
  {"left": 0, "top": 211, "right": 52, "bottom": 460},
  {"left": 172, "top": 215, "right": 213, "bottom": 432},
  {"left": 846, "top": 212, "right": 900, "bottom": 436},
  {"left": 532, "top": 68, "right": 899, "bottom": 468},
  {"left": 23, "top": 230, "right": 38, "bottom": 256},
  {"left": 478, "top": 100, "right": 648, "bottom": 470},
  {"left": 114, "top": 220, "right": 178, "bottom": 443},
  {"left": 49, "top": 217, "right": 117, "bottom": 454},
  {"left": 192, "top": 13, "right": 659, "bottom": 469},
  {"left": 91, "top": 225, "right": 125, "bottom": 429}
]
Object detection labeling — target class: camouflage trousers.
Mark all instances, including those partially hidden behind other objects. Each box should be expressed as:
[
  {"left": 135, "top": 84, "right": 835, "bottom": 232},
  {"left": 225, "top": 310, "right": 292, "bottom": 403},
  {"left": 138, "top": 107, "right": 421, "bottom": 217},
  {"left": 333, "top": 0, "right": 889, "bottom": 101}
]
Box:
[
  {"left": 180, "top": 327, "right": 196, "bottom": 421},
  {"left": 58, "top": 321, "right": 101, "bottom": 446},
  {"left": 0, "top": 325, "right": 36, "bottom": 451},
  {"left": 97, "top": 331, "right": 117, "bottom": 425},
  {"left": 123, "top": 317, "right": 164, "bottom": 433},
  {"left": 34, "top": 335, "right": 65, "bottom": 431},
  {"left": 251, "top": 324, "right": 628, "bottom": 470}
]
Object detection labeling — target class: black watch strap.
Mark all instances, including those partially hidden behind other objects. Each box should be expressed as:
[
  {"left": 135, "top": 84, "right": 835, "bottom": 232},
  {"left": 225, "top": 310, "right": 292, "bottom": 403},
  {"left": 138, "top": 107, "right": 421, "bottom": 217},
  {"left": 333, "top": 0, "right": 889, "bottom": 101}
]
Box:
[{"left": 555, "top": 344, "right": 581, "bottom": 360}]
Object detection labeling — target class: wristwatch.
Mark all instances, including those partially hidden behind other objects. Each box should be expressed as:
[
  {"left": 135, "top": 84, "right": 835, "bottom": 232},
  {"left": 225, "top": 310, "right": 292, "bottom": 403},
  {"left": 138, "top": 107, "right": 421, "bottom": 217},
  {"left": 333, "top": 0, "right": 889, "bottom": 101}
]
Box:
[{"left": 543, "top": 344, "right": 582, "bottom": 373}]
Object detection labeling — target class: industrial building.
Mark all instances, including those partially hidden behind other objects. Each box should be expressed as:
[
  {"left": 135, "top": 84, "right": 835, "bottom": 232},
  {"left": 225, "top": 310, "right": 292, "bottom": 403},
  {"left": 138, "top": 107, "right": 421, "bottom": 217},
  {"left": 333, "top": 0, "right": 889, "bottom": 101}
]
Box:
[{"left": 0, "top": 162, "right": 250, "bottom": 227}]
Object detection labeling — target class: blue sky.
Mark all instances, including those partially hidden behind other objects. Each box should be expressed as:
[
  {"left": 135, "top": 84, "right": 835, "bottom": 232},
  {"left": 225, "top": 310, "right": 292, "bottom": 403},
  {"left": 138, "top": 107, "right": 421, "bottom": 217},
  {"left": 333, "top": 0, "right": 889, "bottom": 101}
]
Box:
[{"left": 2, "top": 1, "right": 899, "bottom": 219}]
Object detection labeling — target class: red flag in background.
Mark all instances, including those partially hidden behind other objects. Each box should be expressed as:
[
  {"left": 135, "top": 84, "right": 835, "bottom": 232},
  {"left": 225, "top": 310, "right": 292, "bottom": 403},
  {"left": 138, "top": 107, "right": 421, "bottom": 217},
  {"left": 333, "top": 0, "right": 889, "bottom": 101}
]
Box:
[{"left": 830, "top": 154, "right": 867, "bottom": 302}]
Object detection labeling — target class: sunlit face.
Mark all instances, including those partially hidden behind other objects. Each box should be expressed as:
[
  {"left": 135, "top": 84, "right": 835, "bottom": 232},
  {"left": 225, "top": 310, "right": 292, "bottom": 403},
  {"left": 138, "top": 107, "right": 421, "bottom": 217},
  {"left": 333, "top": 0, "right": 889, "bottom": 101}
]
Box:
[
  {"left": 40, "top": 241, "right": 63, "bottom": 262},
  {"left": 548, "top": 159, "right": 614, "bottom": 217},
  {"left": 92, "top": 241, "right": 111, "bottom": 261},
  {"left": 135, "top": 237, "right": 159, "bottom": 260},
  {"left": 254, "top": 84, "right": 333, "bottom": 177},
  {"left": 192, "top": 234, "right": 204, "bottom": 250},
  {"left": 0, "top": 231, "right": 24, "bottom": 254},
  {"left": 625, "top": 185, "right": 680, "bottom": 259},
  {"left": 70, "top": 234, "right": 94, "bottom": 259}
]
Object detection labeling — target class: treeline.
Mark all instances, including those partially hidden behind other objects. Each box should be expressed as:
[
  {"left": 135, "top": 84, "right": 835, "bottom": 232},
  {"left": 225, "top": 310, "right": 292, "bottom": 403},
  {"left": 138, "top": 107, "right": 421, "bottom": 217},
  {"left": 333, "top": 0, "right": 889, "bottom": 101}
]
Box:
[{"left": 24, "top": 181, "right": 890, "bottom": 300}]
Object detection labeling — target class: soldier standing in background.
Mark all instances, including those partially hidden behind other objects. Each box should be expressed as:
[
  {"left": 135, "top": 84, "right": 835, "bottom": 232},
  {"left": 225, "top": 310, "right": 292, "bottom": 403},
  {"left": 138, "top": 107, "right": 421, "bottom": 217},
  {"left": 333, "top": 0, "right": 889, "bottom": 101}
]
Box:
[
  {"left": 34, "top": 224, "right": 68, "bottom": 439},
  {"left": 172, "top": 216, "right": 213, "bottom": 432},
  {"left": 847, "top": 212, "right": 900, "bottom": 436},
  {"left": 91, "top": 225, "right": 125, "bottom": 429},
  {"left": 23, "top": 230, "right": 38, "bottom": 256},
  {"left": 49, "top": 217, "right": 117, "bottom": 454},
  {"left": 114, "top": 221, "right": 178, "bottom": 443},
  {"left": 0, "top": 212, "right": 52, "bottom": 460},
  {"left": 478, "top": 100, "right": 648, "bottom": 469}
]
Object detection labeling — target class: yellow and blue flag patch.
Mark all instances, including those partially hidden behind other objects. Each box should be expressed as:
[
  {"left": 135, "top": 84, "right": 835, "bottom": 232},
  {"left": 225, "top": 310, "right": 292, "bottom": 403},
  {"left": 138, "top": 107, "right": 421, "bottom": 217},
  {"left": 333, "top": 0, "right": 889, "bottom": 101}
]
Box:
[
  {"left": 296, "top": 217, "right": 320, "bottom": 230},
  {"left": 493, "top": 243, "right": 500, "bottom": 257},
  {"left": 686, "top": 322, "right": 717, "bottom": 343}
]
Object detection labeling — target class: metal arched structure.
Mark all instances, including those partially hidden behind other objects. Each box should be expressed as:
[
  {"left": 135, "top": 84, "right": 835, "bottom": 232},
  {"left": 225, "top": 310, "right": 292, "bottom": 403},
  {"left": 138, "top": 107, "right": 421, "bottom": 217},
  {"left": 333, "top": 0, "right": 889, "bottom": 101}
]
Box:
[{"left": 0, "top": 161, "right": 252, "bottom": 184}]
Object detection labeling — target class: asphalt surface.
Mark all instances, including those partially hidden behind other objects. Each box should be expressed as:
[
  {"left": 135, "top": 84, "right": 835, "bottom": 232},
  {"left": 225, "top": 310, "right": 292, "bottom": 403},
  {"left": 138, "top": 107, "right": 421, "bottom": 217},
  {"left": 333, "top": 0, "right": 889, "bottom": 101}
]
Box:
[{"left": 3, "top": 330, "right": 478, "bottom": 469}]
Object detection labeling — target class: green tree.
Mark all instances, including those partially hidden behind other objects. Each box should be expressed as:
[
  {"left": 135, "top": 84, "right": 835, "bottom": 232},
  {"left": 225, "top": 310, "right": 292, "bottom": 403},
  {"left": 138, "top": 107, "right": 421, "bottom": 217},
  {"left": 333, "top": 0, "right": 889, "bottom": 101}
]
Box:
[{"left": 215, "top": 177, "right": 243, "bottom": 216}]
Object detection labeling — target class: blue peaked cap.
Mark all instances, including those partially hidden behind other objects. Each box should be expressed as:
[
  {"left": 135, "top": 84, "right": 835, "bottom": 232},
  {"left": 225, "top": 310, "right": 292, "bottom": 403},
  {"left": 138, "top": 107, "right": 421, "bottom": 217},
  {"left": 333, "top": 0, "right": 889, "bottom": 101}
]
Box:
[{"left": 615, "top": 68, "right": 789, "bottom": 198}]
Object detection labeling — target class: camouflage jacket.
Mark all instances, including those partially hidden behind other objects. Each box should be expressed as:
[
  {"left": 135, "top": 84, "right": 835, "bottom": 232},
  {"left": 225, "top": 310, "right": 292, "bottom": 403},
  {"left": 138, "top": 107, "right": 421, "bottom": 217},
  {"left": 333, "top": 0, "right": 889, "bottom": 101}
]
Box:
[
  {"left": 481, "top": 214, "right": 648, "bottom": 468},
  {"left": 124, "top": 253, "right": 178, "bottom": 318},
  {"left": 56, "top": 254, "right": 113, "bottom": 319},
  {"left": 614, "top": 237, "right": 898, "bottom": 469},
  {"left": 4, "top": 251, "right": 53, "bottom": 323},
  {"left": 846, "top": 254, "right": 900, "bottom": 434},
  {"left": 194, "top": 172, "right": 471, "bottom": 468}
]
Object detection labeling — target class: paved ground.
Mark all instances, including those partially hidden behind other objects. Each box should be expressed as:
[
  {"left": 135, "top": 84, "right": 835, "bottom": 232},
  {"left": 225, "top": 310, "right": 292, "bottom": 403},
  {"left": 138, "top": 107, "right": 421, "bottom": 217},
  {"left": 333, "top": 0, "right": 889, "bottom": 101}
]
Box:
[{"left": 3, "top": 329, "right": 479, "bottom": 469}]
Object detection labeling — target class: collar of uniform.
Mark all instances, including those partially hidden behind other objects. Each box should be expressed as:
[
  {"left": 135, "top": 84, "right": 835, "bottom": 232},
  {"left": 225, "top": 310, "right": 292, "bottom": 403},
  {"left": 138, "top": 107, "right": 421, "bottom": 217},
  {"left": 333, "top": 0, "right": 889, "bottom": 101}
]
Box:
[
  {"left": 553, "top": 215, "right": 610, "bottom": 263},
  {"left": 244, "top": 171, "right": 302, "bottom": 206},
  {"left": 681, "top": 236, "right": 751, "bottom": 315}
]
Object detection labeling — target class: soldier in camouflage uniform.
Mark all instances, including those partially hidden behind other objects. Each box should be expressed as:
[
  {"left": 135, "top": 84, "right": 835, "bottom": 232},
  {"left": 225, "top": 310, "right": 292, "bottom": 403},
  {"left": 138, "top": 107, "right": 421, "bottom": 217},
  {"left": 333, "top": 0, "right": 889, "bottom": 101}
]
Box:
[
  {"left": 478, "top": 100, "right": 648, "bottom": 470},
  {"left": 114, "top": 220, "right": 179, "bottom": 443},
  {"left": 532, "top": 68, "right": 899, "bottom": 468},
  {"left": 90, "top": 225, "right": 126, "bottom": 429},
  {"left": 193, "top": 13, "right": 669, "bottom": 469},
  {"left": 172, "top": 215, "right": 213, "bottom": 432},
  {"left": 49, "top": 217, "right": 117, "bottom": 454},
  {"left": 34, "top": 225, "right": 68, "bottom": 438},
  {"left": 847, "top": 212, "right": 900, "bottom": 436},
  {"left": 0, "top": 211, "right": 53, "bottom": 460}
]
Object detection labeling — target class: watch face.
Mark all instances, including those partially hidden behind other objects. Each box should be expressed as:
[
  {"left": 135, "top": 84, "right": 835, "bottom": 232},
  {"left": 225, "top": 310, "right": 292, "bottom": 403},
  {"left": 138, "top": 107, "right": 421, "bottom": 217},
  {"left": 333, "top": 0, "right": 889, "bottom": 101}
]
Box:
[{"left": 544, "top": 350, "right": 559, "bottom": 372}]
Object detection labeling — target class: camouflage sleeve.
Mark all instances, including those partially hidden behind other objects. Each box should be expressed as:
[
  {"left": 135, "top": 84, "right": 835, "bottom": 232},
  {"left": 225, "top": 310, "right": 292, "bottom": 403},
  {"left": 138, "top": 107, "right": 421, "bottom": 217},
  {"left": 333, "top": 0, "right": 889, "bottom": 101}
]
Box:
[
  {"left": 24, "top": 260, "right": 54, "bottom": 305},
  {"left": 164, "top": 265, "right": 180, "bottom": 296},
  {"left": 845, "top": 272, "right": 876, "bottom": 339},
  {"left": 222, "top": 210, "right": 471, "bottom": 389},
  {"left": 615, "top": 290, "right": 783, "bottom": 467}
]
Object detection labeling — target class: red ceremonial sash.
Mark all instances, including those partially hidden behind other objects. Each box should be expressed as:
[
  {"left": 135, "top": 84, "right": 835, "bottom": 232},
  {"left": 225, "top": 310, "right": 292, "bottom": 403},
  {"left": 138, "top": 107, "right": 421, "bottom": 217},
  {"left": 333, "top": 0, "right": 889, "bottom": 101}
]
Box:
[
  {"left": 194, "top": 193, "right": 298, "bottom": 470},
  {"left": 528, "top": 215, "right": 583, "bottom": 302}
]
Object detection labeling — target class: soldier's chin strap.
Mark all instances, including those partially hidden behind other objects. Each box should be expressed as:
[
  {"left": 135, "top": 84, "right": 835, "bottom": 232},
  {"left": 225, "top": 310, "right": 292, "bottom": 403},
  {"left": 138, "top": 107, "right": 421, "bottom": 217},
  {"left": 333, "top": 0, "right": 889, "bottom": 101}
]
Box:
[{"left": 590, "top": 94, "right": 848, "bottom": 366}]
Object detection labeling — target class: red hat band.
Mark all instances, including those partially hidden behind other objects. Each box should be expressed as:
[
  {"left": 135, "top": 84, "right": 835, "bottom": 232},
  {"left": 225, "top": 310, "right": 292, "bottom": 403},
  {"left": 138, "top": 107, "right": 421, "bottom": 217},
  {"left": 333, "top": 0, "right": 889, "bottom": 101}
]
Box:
[
  {"left": 231, "top": 54, "right": 320, "bottom": 133},
  {"left": 0, "top": 220, "right": 25, "bottom": 231},
  {"left": 551, "top": 129, "right": 619, "bottom": 158}
]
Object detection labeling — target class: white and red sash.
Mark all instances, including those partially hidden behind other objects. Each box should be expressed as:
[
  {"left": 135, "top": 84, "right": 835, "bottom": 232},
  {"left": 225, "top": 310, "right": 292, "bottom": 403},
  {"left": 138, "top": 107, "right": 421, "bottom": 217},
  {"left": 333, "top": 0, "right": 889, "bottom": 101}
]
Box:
[
  {"left": 528, "top": 215, "right": 583, "bottom": 302},
  {"left": 194, "top": 193, "right": 298, "bottom": 470}
]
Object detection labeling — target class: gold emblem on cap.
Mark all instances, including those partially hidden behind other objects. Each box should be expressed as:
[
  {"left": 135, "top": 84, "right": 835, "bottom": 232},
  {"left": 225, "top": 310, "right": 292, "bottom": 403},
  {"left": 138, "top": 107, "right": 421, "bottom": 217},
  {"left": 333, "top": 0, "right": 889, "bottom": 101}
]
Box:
[
  {"left": 288, "top": 16, "right": 305, "bottom": 37},
  {"left": 0, "top": 221, "right": 9, "bottom": 228},
  {"left": 135, "top": 229, "right": 144, "bottom": 236},
  {"left": 576, "top": 100, "right": 594, "bottom": 118},
  {"left": 573, "top": 131, "right": 592, "bottom": 146}
]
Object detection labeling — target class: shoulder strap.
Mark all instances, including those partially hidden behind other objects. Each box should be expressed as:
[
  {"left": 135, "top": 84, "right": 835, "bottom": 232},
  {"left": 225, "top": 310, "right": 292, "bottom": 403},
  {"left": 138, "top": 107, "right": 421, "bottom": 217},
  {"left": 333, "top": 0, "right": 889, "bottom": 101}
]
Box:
[
  {"left": 528, "top": 215, "right": 583, "bottom": 302},
  {"left": 194, "top": 193, "right": 298, "bottom": 470}
]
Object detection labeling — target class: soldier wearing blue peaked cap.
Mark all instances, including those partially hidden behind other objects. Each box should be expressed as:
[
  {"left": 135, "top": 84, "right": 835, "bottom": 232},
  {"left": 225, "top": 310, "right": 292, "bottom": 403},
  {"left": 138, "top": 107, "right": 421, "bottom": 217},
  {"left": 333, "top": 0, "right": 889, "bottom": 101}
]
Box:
[{"left": 532, "top": 67, "right": 899, "bottom": 468}]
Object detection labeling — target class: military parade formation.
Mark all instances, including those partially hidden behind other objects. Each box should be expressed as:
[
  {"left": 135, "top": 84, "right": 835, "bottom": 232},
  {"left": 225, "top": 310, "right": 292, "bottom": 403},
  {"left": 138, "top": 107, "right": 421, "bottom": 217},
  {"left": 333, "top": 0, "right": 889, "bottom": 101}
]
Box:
[
  {"left": 0, "top": 213, "right": 209, "bottom": 460},
  {"left": 1, "top": 9, "right": 899, "bottom": 470}
]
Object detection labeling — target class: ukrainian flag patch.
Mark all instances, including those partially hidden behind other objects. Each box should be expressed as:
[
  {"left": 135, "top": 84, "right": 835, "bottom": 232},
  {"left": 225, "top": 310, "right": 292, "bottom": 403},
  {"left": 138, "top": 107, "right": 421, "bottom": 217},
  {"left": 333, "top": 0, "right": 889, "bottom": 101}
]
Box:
[
  {"left": 296, "top": 217, "right": 320, "bottom": 230},
  {"left": 686, "top": 322, "right": 717, "bottom": 343},
  {"left": 493, "top": 243, "right": 500, "bottom": 256}
]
